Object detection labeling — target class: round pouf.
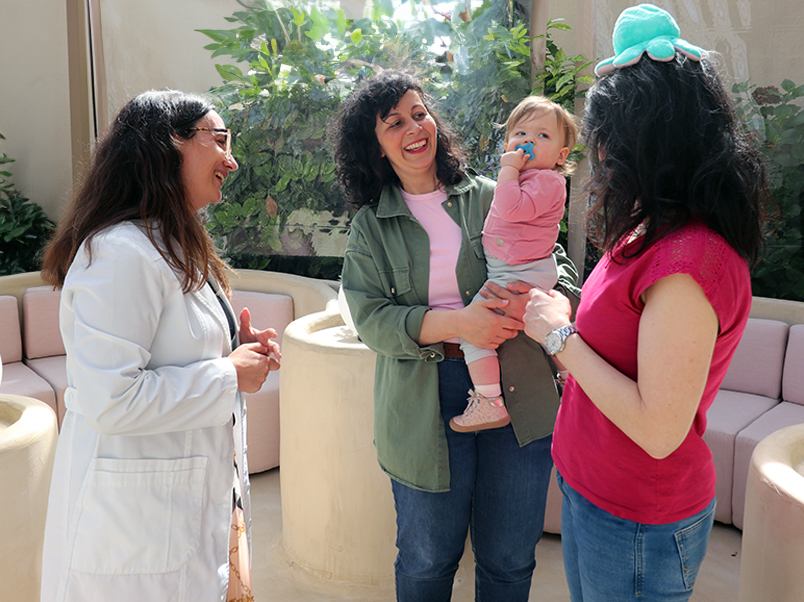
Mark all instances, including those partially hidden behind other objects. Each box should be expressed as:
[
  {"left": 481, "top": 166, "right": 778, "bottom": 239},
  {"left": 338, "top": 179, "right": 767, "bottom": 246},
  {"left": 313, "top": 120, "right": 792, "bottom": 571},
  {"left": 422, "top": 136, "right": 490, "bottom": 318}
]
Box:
[
  {"left": 279, "top": 310, "right": 396, "bottom": 585},
  {"left": 0, "top": 394, "right": 58, "bottom": 602},
  {"left": 739, "top": 423, "right": 804, "bottom": 601}
]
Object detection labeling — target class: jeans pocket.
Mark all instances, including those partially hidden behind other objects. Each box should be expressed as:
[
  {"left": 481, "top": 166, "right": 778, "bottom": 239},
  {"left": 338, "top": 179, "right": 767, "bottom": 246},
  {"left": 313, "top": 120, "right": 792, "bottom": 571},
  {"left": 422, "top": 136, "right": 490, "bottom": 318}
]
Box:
[
  {"left": 71, "top": 456, "right": 207, "bottom": 574},
  {"left": 674, "top": 502, "right": 715, "bottom": 591}
]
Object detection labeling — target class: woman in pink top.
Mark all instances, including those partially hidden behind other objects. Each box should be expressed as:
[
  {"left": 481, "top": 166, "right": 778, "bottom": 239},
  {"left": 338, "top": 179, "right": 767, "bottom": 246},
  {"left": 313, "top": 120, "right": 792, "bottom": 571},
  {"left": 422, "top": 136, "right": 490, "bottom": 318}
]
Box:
[
  {"left": 451, "top": 96, "right": 578, "bottom": 432},
  {"left": 522, "top": 5, "right": 770, "bottom": 601}
]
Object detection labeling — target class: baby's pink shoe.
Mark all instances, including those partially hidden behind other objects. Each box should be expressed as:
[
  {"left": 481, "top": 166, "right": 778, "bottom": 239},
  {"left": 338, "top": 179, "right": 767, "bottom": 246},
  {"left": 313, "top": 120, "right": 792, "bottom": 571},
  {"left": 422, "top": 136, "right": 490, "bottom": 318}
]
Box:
[{"left": 449, "top": 390, "right": 511, "bottom": 432}]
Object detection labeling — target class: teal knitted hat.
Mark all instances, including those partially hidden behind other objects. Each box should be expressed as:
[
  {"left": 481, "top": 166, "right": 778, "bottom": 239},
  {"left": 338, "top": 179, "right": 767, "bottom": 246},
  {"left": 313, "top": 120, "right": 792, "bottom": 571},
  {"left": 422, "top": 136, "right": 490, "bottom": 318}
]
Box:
[{"left": 595, "top": 4, "right": 705, "bottom": 76}]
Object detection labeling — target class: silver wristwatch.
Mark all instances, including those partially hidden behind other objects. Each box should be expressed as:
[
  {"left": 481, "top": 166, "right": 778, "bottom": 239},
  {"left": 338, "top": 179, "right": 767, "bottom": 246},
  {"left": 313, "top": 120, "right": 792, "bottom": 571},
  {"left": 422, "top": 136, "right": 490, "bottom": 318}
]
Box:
[{"left": 544, "top": 325, "right": 578, "bottom": 356}]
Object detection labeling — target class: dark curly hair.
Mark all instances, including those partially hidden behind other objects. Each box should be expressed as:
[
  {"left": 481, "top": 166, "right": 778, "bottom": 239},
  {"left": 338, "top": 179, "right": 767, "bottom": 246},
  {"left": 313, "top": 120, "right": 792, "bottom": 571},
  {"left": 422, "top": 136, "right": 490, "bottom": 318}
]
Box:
[
  {"left": 583, "top": 54, "right": 770, "bottom": 264},
  {"left": 42, "top": 90, "right": 231, "bottom": 293},
  {"left": 330, "top": 70, "right": 466, "bottom": 208}
]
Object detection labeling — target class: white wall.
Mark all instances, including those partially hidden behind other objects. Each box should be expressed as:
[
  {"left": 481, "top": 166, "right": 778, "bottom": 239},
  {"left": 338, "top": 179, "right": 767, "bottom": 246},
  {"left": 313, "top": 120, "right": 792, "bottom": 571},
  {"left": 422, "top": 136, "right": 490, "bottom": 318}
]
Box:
[
  {"left": 590, "top": 0, "right": 804, "bottom": 89},
  {"left": 97, "top": 0, "right": 237, "bottom": 131},
  {"left": 0, "top": 0, "right": 73, "bottom": 217}
]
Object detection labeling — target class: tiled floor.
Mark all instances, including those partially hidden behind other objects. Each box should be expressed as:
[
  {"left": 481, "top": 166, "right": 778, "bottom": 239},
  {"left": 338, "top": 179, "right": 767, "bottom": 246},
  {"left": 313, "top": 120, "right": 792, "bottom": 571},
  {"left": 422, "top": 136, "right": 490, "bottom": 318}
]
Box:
[{"left": 250, "top": 469, "right": 743, "bottom": 601}]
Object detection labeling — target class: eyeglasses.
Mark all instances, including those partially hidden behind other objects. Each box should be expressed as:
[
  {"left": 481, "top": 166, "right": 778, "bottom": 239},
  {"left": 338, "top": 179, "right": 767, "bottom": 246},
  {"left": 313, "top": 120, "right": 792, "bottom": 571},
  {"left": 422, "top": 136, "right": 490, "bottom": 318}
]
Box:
[{"left": 190, "top": 127, "right": 232, "bottom": 160}]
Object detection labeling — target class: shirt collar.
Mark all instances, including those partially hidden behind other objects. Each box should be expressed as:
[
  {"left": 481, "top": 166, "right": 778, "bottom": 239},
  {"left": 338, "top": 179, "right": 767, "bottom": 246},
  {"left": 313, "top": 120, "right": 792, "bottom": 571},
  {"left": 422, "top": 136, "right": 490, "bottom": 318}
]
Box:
[{"left": 375, "top": 170, "right": 477, "bottom": 219}]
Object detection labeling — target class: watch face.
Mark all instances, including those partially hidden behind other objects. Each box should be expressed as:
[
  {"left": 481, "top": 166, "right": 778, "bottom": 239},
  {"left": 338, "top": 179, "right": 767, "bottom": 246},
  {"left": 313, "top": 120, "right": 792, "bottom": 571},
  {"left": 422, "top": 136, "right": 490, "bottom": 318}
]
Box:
[{"left": 545, "top": 331, "right": 561, "bottom": 355}]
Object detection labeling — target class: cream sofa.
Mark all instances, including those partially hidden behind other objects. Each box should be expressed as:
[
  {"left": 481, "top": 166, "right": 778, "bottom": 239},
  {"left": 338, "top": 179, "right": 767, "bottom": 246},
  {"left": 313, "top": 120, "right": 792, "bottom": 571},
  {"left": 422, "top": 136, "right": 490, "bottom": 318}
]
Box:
[
  {"left": 0, "top": 269, "right": 337, "bottom": 474},
  {"left": 704, "top": 298, "right": 804, "bottom": 529}
]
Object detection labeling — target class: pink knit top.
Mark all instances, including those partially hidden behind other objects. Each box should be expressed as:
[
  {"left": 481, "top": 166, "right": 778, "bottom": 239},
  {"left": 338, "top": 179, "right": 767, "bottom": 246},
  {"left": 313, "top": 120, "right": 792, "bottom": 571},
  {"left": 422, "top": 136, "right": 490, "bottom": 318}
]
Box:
[
  {"left": 483, "top": 168, "right": 566, "bottom": 264},
  {"left": 553, "top": 221, "right": 752, "bottom": 524}
]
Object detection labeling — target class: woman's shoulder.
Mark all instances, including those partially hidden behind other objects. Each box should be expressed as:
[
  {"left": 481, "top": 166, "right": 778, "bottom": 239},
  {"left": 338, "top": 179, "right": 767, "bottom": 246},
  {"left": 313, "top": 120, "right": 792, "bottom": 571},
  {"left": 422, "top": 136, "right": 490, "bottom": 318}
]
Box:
[
  {"left": 645, "top": 220, "right": 749, "bottom": 293},
  {"left": 660, "top": 221, "right": 742, "bottom": 264},
  {"left": 447, "top": 170, "right": 495, "bottom": 208},
  {"left": 458, "top": 169, "right": 495, "bottom": 190},
  {"left": 90, "top": 221, "right": 163, "bottom": 258}
]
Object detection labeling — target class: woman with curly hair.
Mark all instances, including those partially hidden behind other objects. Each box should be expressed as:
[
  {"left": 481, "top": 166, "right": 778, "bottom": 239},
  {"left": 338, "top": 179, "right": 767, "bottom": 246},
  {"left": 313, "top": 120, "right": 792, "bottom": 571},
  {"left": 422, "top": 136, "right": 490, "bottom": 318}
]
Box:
[
  {"left": 523, "top": 5, "right": 770, "bottom": 600},
  {"left": 332, "top": 69, "right": 579, "bottom": 601}
]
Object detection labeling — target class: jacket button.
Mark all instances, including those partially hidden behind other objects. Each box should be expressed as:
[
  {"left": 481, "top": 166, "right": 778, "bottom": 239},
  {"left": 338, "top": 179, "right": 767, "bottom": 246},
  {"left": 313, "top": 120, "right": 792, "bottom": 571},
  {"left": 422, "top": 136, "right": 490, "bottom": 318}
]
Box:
[
  {"left": 447, "top": 201, "right": 453, "bottom": 207},
  {"left": 465, "top": 290, "right": 470, "bottom": 296},
  {"left": 509, "top": 386, "right": 515, "bottom": 392},
  {"left": 430, "top": 352, "right": 436, "bottom": 358},
  {"left": 497, "top": 237, "right": 504, "bottom": 246},
  {"left": 391, "top": 287, "right": 396, "bottom": 294}
]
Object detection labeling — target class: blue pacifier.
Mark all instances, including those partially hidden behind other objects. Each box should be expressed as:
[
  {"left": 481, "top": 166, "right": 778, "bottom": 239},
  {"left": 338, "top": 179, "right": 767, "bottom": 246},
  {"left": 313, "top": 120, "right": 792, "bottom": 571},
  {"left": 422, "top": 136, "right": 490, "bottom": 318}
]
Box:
[{"left": 515, "top": 142, "right": 534, "bottom": 160}]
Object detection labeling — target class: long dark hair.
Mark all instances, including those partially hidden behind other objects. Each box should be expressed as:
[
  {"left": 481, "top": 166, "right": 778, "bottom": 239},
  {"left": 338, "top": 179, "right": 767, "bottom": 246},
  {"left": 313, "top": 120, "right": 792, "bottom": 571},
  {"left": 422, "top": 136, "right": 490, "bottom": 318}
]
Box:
[
  {"left": 330, "top": 70, "right": 467, "bottom": 208},
  {"left": 42, "top": 90, "right": 230, "bottom": 293},
  {"left": 583, "top": 54, "right": 769, "bottom": 264}
]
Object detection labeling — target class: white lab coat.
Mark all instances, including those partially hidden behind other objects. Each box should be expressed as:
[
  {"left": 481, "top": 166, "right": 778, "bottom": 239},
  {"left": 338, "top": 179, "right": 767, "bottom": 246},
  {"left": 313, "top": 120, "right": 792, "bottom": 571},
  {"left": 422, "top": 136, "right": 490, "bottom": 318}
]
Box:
[{"left": 40, "top": 222, "right": 251, "bottom": 602}]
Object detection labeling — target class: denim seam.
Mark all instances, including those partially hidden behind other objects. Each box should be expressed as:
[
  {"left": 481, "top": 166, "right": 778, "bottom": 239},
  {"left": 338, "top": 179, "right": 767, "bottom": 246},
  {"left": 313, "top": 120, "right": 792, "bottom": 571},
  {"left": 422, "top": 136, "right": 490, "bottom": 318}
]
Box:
[{"left": 635, "top": 525, "right": 644, "bottom": 597}]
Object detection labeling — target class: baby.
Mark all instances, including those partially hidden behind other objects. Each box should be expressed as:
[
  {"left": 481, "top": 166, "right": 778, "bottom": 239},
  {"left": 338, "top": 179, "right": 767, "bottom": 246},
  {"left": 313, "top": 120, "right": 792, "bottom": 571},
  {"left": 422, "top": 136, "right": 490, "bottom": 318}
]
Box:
[{"left": 451, "top": 95, "right": 578, "bottom": 432}]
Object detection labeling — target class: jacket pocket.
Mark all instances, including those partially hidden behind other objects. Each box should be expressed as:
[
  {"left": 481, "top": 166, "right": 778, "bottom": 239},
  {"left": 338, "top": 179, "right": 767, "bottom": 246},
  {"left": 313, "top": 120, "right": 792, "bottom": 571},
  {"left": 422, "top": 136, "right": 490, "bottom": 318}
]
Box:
[
  {"left": 377, "top": 267, "right": 414, "bottom": 302},
  {"left": 71, "top": 456, "right": 207, "bottom": 575}
]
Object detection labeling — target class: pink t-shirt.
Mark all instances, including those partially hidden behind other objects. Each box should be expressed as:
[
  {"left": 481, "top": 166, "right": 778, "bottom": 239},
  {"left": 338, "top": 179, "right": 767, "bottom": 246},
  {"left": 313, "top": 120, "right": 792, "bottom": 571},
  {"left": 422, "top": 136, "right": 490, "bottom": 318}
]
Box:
[
  {"left": 483, "top": 168, "right": 566, "bottom": 265},
  {"left": 401, "top": 186, "right": 464, "bottom": 318},
  {"left": 553, "top": 221, "right": 752, "bottom": 524}
]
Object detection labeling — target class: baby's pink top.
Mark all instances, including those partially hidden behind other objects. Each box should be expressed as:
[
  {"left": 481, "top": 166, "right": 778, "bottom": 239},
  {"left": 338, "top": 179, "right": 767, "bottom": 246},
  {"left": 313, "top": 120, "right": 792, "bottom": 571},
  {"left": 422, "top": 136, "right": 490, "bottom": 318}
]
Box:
[
  {"left": 401, "top": 187, "right": 464, "bottom": 319},
  {"left": 483, "top": 168, "right": 566, "bottom": 265},
  {"left": 553, "top": 221, "right": 752, "bottom": 524}
]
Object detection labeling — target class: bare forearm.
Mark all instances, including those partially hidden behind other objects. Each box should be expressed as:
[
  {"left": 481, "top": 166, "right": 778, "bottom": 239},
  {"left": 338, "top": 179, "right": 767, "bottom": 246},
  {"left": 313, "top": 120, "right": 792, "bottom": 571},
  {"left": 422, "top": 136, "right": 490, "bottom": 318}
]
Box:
[
  {"left": 525, "top": 275, "right": 717, "bottom": 459},
  {"left": 418, "top": 308, "right": 461, "bottom": 345},
  {"left": 553, "top": 337, "right": 680, "bottom": 458},
  {"left": 419, "top": 299, "right": 523, "bottom": 349}
]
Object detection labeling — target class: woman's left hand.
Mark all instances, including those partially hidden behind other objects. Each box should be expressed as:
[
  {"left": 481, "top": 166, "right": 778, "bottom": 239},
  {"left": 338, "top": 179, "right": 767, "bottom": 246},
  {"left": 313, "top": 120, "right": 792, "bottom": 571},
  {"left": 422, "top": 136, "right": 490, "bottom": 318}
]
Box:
[
  {"left": 524, "top": 288, "right": 573, "bottom": 345},
  {"left": 238, "top": 308, "right": 282, "bottom": 370}
]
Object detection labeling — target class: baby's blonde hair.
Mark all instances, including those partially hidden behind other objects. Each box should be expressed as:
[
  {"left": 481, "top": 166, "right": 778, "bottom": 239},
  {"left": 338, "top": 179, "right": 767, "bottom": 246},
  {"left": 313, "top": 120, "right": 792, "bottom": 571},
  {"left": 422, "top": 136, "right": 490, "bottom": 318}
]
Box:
[{"left": 504, "top": 96, "right": 579, "bottom": 175}]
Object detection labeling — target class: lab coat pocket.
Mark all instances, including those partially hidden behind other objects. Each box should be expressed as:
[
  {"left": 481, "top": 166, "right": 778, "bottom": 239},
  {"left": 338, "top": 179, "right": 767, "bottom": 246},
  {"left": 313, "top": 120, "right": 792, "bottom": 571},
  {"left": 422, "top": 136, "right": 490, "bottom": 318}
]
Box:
[{"left": 71, "top": 456, "right": 207, "bottom": 575}]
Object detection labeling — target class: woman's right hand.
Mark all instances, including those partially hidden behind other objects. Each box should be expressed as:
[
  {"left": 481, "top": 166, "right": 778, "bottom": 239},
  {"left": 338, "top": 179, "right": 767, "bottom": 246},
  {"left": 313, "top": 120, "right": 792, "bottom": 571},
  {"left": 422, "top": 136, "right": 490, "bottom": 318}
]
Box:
[
  {"left": 419, "top": 297, "right": 523, "bottom": 349},
  {"left": 228, "top": 342, "right": 279, "bottom": 393},
  {"left": 459, "top": 297, "right": 524, "bottom": 348}
]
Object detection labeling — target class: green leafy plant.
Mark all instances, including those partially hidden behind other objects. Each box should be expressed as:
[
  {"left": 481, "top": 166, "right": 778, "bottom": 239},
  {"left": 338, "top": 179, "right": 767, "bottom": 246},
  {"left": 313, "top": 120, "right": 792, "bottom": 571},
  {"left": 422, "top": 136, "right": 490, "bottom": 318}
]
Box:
[
  {"left": 198, "top": 0, "right": 428, "bottom": 272},
  {"left": 199, "top": 0, "right": 592, "bottom": 277},
  {"left": 733, "top": 79, "right": 804, "bottom": 301},
  {"left": 0, "top": 147, "right": 55, "bottom": 276}
]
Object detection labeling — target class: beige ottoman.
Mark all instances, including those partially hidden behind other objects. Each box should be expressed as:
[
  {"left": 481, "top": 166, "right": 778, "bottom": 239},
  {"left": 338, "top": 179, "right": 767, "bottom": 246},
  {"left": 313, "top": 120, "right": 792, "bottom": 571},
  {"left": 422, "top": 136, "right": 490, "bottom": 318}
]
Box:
[
  {"left": 279, "top": 309, "right": 396, "bottom": 585},
  {"left": 738, "top": 423, "right": 804, "bottom": 601},
  {"left": 0, "top": 394, "right": 58, "bottom": 602}
]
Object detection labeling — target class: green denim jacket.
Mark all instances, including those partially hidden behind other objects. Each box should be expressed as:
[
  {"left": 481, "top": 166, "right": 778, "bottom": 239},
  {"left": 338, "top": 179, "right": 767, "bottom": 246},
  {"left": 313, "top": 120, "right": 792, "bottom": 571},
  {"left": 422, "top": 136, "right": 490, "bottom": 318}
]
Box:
[{"left": 342, "top": 171, "right": 579, "bottom": 492}]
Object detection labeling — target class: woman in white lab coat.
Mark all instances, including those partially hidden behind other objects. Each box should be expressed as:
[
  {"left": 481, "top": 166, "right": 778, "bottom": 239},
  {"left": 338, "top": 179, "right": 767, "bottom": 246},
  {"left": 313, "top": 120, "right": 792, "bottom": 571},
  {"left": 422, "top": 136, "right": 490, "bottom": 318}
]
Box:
[{"left": 39, "top": 90, "right": 280, "bottom": 602}]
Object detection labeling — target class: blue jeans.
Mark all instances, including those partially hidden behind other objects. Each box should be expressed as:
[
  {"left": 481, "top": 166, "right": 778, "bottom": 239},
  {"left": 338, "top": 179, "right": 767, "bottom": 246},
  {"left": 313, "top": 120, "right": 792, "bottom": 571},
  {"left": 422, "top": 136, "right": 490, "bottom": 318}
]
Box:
[
  {"left": 392, "top": 357, "right": 554, "bottom": 602},
  {"left": 557, "top": 471, "right": 716, "bottom": 602}
]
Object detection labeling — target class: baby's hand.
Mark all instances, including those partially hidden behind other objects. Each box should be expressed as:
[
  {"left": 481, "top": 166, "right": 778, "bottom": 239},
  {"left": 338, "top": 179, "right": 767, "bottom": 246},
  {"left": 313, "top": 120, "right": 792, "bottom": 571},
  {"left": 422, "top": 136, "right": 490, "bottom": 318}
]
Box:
[
  {"left": 500, "top": 148, "right": 529, "bottom": 172},
  {"left": 515, "top": 142, "right": 535, "bottom": 160}
]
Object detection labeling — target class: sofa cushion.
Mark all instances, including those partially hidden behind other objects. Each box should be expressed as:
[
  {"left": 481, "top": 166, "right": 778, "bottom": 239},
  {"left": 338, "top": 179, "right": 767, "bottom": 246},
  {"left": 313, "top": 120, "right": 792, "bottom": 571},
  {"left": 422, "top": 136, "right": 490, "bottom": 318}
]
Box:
[
  {"left": 229, "top": 291, "right": 294, "bottom": 345},
  {"left": 0, "top": 295, "right": 23, "bottom": 363},
  {"left": 704, "top": 390, "right": 780, "bottom": 524},
  {"left": 22, "top": 286, "right": 64, "bottom": 360},
  {"left": 732, "top": 401, "right": 804, "bottom": 529},
  {"left": 0, "top": 361, "right": 57, "bottom": 417},
  {"left": 720, "top": 318, "right": 788, "bottom": 399},
  {"left": 243, "top": 371, "right": 280, "bottom": 474},
  {"left": 783, "top": 324, "right": 804, "bottom": 405},
  {"left": 25, "top": 355, "right": 68, "bottom": 428}
]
